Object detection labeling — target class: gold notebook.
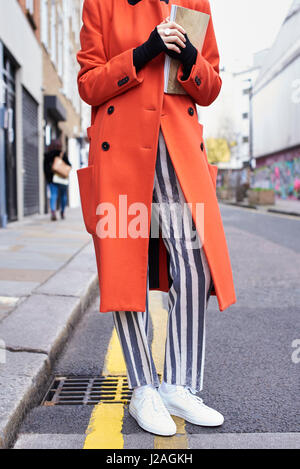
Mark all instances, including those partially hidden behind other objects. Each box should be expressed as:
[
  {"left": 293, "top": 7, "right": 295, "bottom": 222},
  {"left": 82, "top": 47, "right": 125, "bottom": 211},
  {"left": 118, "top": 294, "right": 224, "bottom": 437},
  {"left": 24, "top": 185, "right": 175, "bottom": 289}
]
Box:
[{"left": 164, "top": 5, "right": 210, "bottom": 95}]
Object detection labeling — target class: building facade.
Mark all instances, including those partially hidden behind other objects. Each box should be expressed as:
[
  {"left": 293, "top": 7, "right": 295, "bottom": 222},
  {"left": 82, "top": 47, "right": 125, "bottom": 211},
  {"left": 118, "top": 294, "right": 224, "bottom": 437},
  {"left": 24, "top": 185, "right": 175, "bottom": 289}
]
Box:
[
  {"left": 199, "top": 51, "right": 266, "bottom": 171},
  {"left": 0, "top": 0, "right": 88, "bottom": 228},
  {"left": 40, "top": 0, "right": 85, "bottom": 210},
  {"left": 0, "top": 0, "right": 43, "bottom": 227},
  {"left": 252, "top": 0, "right": 300, "bottom": 199},
  {"left": 198, "top": 52, "right": 265, "bottom": 190}
]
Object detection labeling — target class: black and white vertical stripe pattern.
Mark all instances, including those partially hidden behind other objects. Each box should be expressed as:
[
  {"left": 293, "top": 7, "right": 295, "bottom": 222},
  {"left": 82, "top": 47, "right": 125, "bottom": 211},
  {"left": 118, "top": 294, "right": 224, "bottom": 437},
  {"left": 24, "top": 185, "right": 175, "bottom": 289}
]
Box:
[
  {"left": 112, "top": 263, "right": 161, "bottom": 389},
  {"left": 113, "top": 127, "right": 211, "bottom": 392}
]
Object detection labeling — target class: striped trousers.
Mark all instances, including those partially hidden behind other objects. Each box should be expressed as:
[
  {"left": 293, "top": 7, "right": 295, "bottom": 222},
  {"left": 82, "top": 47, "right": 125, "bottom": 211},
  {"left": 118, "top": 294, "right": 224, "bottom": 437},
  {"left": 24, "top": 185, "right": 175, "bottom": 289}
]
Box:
[{"left": 113, "top": 127, "right": 212, "bottom": 392}]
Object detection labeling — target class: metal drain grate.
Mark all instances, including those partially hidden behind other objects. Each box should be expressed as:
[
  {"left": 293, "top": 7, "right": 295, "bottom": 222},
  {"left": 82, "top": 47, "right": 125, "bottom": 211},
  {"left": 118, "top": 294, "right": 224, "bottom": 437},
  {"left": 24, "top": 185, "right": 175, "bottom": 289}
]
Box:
[{"left": 42, "top": 376, "right": 133, "bottom": 406}]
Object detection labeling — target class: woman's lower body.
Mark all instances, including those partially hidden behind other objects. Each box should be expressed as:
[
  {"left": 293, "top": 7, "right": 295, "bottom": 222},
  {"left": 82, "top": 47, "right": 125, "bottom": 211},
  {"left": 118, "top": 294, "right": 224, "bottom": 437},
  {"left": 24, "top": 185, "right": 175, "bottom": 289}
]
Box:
[
  {"left": 112, "top": 128, "right": 223, "bottom": 435},
  {"left": 113, "top": 127, "right": 212, "bottom": 393},
  {"left": 49, "top": 182, "right": 68, "bottom": 220}
]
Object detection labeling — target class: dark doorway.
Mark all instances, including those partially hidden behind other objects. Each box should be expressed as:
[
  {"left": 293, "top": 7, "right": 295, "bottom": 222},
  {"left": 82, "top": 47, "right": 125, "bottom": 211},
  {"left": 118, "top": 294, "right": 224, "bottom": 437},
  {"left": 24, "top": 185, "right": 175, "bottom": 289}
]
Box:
[
  {"left": 3, "top": 49, "right": 17, "bottom": 222},
  {"left": 22, "top": 87, "right": 39, "bottom": 216}
]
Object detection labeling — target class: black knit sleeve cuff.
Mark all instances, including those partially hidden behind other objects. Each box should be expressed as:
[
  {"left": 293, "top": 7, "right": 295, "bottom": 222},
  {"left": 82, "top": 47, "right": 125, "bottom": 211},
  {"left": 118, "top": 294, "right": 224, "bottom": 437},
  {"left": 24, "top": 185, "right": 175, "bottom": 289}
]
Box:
[
  {"left": 133, "top": 26, "right": 167, "bottom": 73},
  {"left": 180, "top": 48, "right": 198, "bottom": 81}
]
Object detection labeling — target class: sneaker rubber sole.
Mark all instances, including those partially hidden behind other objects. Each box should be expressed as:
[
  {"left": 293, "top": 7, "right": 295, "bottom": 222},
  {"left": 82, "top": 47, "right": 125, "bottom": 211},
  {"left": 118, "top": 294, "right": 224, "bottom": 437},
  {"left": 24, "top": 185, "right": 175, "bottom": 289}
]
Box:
[{"left": 163, "top": 404, "right": 224, "bottom": 427}]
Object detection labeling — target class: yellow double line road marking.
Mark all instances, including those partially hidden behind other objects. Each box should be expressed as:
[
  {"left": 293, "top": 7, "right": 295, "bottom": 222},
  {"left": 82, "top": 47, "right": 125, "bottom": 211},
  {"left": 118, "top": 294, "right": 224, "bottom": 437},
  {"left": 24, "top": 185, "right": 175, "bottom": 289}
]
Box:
[
  {"left": 83, "top": 292, "right": 188, "bottom": 449},
  {"left": 83, "top": 329, "right": 125, "bottom": 449}
]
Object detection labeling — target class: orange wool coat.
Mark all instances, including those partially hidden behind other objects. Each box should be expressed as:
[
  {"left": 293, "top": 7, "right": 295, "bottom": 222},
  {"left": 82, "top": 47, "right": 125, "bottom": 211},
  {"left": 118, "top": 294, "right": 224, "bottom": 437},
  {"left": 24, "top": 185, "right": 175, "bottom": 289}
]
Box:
[{"left": 76, "top": 0, "right": 236, "bottom": 313}]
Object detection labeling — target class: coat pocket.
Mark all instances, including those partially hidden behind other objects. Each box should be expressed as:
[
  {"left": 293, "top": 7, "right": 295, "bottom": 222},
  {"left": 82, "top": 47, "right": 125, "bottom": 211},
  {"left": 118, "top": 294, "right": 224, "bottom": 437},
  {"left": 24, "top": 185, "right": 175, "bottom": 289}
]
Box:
[
  {"left": 87, "top": 125, "right": 93, "bottom": 141},
  {"left": 77, "top": 165, "right": 97, "bottom": 236},
  {"left": 208, "top": 163, "right": 218, "bottom": 190}
]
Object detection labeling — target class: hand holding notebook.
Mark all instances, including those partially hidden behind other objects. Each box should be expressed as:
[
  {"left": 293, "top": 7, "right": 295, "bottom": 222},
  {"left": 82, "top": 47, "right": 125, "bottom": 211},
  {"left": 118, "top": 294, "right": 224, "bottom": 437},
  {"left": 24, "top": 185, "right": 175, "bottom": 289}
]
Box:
[{"left": 164, "top": 5, "right": 210, "bottom": 94}]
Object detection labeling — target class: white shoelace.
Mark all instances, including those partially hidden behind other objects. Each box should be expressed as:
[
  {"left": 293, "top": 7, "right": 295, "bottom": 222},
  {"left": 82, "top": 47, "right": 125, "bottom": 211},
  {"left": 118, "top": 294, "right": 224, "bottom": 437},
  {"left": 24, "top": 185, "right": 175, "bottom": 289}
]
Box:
[
  {"left": 137, "top": 387, "right": 170, "bottom": 416},
  {"left": 177, "top": 386, "right": 206, "bottom": 407}
]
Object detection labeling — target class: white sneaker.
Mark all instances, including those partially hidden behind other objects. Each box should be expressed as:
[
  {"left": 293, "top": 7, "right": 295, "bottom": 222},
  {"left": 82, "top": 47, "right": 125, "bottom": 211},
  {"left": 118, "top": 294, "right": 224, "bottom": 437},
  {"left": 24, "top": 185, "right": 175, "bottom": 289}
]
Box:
[
  {"left": 158, "top": 384, "right": 224, "bottom": 427},
  {"left": 129, "top": 385, "right": 177, "bottom": 436}
]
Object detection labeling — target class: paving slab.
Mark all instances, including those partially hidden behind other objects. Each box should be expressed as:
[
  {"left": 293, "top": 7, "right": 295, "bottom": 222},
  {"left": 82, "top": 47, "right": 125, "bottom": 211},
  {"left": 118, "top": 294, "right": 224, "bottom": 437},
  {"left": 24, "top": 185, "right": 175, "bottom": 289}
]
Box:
[
  {"left": 63, "top": 243, "right": 98, "bottom": 273},
  {"left": 36, "top": 270, "right": 97, "bottom": 298},
  {"left": 124, "top": 434, "right": 155, "bottom": 449},
  {"left": 14, "top": 431, "right": 300, "bottom": 450},
  {"left": 36, "top": 243, "right": 97, "bottom": 297},
  {"left": 0, "top": 294, "right": 82, "bottom": 359},
  {"left": 14, "top": 433, "right": 86, "bottom": 449},
  {"left": 220, "top": 198, "right": 300, "bottom": 218},
  {"left": 0, "top": 350, "right": 49, "bottom": 448},
  {"left": 0, "top": 252, "right": 71, "bottom": 270},
  {"left": 0, "top": 269, "right": 55, "bottom": 283},
  {"left": 0, "top": 280, "right": 40, "bottom": 297},
  {"left": 188, "top": 433, "right": 300, "bottom": 449}
]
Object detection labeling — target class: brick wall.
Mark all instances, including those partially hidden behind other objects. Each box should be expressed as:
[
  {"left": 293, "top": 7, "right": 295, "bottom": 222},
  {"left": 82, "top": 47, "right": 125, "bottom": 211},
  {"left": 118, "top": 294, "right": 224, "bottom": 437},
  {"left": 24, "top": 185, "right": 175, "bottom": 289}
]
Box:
[{"left": 17, "top": 0, "right": 41, "bottom": 41}]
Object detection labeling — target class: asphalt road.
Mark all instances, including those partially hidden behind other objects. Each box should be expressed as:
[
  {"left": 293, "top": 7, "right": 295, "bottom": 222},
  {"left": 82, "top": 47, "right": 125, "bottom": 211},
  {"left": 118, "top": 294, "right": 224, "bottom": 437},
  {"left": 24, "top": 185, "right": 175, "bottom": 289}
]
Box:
[{"left": 13, "top": 205, "right": 300, "bottom": 449}]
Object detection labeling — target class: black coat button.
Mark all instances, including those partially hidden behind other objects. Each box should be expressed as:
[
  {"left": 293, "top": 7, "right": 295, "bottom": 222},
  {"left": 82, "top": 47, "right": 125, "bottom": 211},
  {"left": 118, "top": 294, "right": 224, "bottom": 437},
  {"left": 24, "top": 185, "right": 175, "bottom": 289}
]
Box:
[
  {"left": 188, "top": 107, "right": 194, "bottom": 116},
  {"left": 108, "top": 106, "right": 114, "bottom": 114},
  {"left": 195, "top": 76, "right": 201, "bottom": 86},
  {"left": 117, "top": 76, "right": 130, "bottom": 87},
  {"left": 102, "top": 141, "right": 110, "bottom": 151},
  {"left": 200, "top": 142, "right": 204, "bottom": 151}
]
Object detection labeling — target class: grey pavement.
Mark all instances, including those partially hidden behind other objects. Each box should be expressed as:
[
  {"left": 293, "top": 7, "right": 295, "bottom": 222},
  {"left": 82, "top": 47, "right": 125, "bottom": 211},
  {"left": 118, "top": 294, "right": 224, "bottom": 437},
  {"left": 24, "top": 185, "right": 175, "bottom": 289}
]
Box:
[
  {"left": 0, "top": 207, "right": 99, "bottom": 448},
  {"left": 14, "top": 434, "right": 87, "bottom": 450},
  {"left": 0, "top": 208, "right": 91, "bottom": 315},
  {"left": 221, "top": 196, "right": 300, "bottom": 217},
  {"left": 12, "top": 204, "right": 300, "bottom": 449},
  {"left": 13, "top": 432, "right": 300, "bottom": 450},
  {"left": 267, "top": 198, "right": 300, "bottom": 216},
  {"left": 187, "top": 433, "right": 300, "bottom": 449}
]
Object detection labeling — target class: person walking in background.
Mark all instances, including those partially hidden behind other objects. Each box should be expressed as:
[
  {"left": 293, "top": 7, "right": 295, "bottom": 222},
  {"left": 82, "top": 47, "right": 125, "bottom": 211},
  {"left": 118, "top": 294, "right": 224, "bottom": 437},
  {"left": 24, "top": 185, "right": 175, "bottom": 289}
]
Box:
[{"left": 44, "top": 139, "right": 72, "bottom": 221}]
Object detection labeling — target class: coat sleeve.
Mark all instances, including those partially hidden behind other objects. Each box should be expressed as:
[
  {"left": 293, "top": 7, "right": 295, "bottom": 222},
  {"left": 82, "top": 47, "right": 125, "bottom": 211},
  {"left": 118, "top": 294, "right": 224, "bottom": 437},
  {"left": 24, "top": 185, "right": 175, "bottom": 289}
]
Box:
[
  {"left": 77, "top": 0, "right": 144, "bottom": 106},
  {"left": 176, "top": 0, "right": 222, "bottom": 107}
]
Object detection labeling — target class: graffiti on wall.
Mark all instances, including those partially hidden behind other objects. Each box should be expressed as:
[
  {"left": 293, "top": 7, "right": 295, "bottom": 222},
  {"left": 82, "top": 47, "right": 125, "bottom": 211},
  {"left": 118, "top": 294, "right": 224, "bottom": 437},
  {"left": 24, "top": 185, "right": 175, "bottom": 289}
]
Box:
[{"left": 253, "top": 157, "right": 300, "bottom": 199}]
